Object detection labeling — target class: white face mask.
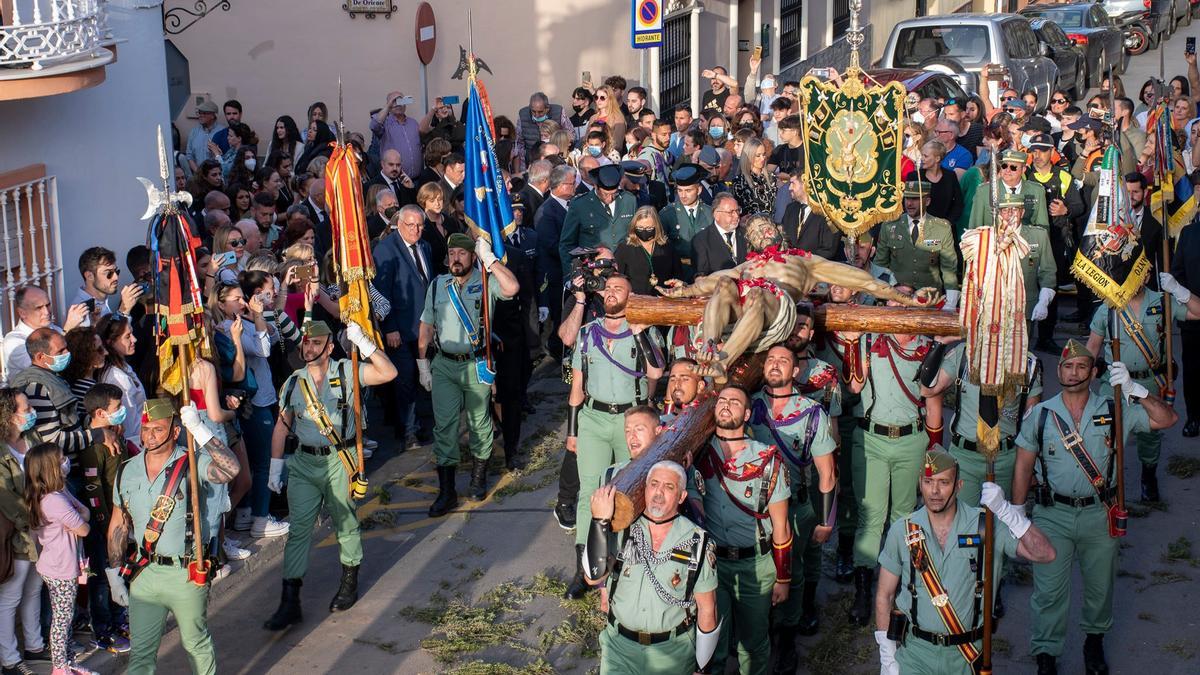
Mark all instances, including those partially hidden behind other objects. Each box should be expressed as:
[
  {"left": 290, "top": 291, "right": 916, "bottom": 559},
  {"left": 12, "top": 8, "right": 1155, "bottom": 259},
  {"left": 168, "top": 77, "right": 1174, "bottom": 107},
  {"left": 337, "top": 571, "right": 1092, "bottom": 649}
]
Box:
[
  {"left": 912, "top": 111, "right": 926, "bottom": 126},
  {"left": 244, "top": 158, "right": 257, "bottom": 171},
  {"left": 904, "top": 135, "right": 914, "bottom": 149},
  {"left": 1020, "top": 133, "right": 1033, "bottom": 148}
]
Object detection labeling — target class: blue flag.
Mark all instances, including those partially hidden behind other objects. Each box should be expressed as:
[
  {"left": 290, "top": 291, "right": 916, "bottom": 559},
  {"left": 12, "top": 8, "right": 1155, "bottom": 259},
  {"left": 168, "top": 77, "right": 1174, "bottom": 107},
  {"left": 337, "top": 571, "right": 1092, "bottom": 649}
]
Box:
[{"left": 463, "top": 75, "right": 515, "bottom": 263}]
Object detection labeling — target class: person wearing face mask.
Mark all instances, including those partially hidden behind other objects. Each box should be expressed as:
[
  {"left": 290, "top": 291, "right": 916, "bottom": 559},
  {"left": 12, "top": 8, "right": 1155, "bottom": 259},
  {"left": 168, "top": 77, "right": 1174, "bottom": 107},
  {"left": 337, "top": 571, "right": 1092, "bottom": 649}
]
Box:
[
  {"left": 704, "top": 112, "right": 729, "bottom": 147},
  {"left": 517, "top": 92, "right": 573, "bottom": 169},
  {"left": 558, "top": 164, "right": 638, "bottom": 278},
  {"left": 614, "top": 206, "right": 681, "bottom": 296},
  {"left": 569, "top": 87, "right": 597, "bottom": 142}
]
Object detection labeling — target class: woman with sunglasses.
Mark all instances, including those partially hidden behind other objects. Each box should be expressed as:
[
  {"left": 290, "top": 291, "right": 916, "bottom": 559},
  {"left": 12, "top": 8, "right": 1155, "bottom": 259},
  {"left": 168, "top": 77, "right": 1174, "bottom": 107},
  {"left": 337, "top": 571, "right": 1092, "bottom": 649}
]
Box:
[
  {"left": 592, "top": 85, "right": 627, "bottom": 156},
  {"left": 208, "top": 224, "right": 247, "bottom": 295}
]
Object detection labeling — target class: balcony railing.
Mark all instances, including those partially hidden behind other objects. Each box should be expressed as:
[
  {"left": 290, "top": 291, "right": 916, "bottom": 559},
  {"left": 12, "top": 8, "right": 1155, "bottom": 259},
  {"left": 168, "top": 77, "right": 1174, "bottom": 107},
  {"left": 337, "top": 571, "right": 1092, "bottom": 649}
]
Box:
[{"left": 0, "top": 0, "right": 110, "bottom": 71}]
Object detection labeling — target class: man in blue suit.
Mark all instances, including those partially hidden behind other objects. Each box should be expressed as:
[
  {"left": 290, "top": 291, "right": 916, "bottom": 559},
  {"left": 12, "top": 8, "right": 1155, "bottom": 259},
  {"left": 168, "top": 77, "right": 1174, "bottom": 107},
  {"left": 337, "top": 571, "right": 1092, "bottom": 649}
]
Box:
[
  {"left": 535, "top": 164, "right": 577, "bottom": 359},
  {"left": 373, "top": 204, "right": 433, "bottom": 450}
]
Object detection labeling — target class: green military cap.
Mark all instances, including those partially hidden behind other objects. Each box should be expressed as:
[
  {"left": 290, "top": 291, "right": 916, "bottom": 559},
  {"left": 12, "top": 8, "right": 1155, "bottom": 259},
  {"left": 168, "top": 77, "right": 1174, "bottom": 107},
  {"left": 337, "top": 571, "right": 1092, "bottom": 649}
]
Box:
[
  {"left": 997, "top": 191, "right": 1026, "bottom": 209},
  {"left": 903, "top": 181, "right": 932, "bottom": 198},
  {"left": 854, "top": 230, "right": 876, "bottom": 246},
  {"left": 142, "top": 398, "right": 177, "bottom": 424},
  {"left": 922, "top": 447, "right": 958, "bottom": 478},
  {"left": 447, "top": 232, "right": 474, "bottom": 252},
  {"left": 1000, "top": 149, "right": 1028, "bottom": 165},
  {"left": 302, "top": 320, "right": 333, "bottom": 338},
  {"left": 1060, "top": 338, "right": 1095, "bottom": 365}
]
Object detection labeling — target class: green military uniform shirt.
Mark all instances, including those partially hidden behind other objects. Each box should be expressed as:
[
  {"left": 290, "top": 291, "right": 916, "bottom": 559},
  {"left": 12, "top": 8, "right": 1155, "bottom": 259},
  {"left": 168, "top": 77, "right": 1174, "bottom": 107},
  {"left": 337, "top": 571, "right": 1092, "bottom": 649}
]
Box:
[
  {"left": 874, "top": 214, "right": 959, "bottom": 292},
  {"left": 114, "top": 447, "right": 214, "bottom": 558},
  {"left": 608, "top": 515, "right": 717, "bottom": 633},
  {"left": 420, "top": 268, "right": 512, "bottom": 354},
  {"left": 688, "top": 437, "right": 790, "bottom": 548},
  {"left": 859, "top": 335, "right": 930, "bottom": 426},
  {"left": 278, "top": 359, "right": 371, "bottom": 448},
  {"left": 1019, "top": 222, "right": 1057, "bottom": 315},
  {"left": 659, "top": 201, "right": 714, "bottom": 280},
  {"left": 1088, "top": 290, "right": 1187, "bottom": 382},
  {"left": 1016, "top": 392, "right": 1151, "bottom": 498},
  {"left": 969, "top": 178, "right": 1050, "bottom": 229},
  {"left": 941, "top": 343, "right": 1043, "bottom": 442},
  {"left": 749, "top": 388, "right": 835, "bottom": 493},
  {"left": 559, "top": 190, "right": 638, "bottom": 277},
  {"left": 879, "top": 500, "right": 1017, "bottom": 631},
  {"left": 571, "top": 319, "right": 650, "bottom": 405},
  {"left": 797, "top": 356, "right": 843, "bottom": 417}
]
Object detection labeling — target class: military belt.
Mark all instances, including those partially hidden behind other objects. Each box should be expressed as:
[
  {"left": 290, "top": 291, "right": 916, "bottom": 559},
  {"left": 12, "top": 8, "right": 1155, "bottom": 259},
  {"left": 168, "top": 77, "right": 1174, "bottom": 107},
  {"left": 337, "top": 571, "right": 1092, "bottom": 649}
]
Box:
[
  {"left": 608, "top": 614, "right": 691, "bottom": 645},
  {"left": 858, "top": 418, "right": 924, "bottom": 439},
  {"left": 1127, "top": 365, "right": 1166, "bottom": 380},
  {"left": 713, "top": 540, "right": 770, "bottom": 560},
  {"left": 951, "top": 432, "right": 1014, "bottom": 453},
  {"left": 147, "top": 554, "right": 193, "bottom": 567},
  {"left": 299, "top": 444, "right": 342, "bottom": 456},
  {"left": 910, "top": 625, "right": 983, "bottom": 647},
  {"left": 439, "top": 349, "right": 486, "bottom": 363},
  {"left": 1053, "top": 489, "right": 1115, "bottom": 508},
  {"left": 585, "top": 397, "right": 639, "bottom": 415}
]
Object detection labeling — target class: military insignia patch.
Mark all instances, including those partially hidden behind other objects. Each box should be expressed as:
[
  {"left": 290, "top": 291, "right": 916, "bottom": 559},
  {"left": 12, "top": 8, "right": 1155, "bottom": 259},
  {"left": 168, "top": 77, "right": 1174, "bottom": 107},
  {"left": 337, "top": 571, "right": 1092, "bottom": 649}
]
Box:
[{"left": 468, "top": 284, "right": 483, "bottom": 294}]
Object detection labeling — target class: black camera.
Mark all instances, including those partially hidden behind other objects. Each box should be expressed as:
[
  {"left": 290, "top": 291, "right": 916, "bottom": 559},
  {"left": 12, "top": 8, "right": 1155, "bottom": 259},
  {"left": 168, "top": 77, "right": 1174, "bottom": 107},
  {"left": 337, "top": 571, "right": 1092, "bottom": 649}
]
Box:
[{"left": 568, "top": 246, "right": 616, "bottom": 294}]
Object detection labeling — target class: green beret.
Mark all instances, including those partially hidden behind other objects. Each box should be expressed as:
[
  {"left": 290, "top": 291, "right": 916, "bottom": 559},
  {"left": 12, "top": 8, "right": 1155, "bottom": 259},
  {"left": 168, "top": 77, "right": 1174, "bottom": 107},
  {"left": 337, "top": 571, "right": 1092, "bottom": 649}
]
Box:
[
  {"left": 447, "top": 233, "right": 474, "bottom": 252},
  {"left": 1060, "top": 338, "right": 1095, "bottom": 365},
  {"left": 302, "top": 320, "right": 333, "bottom": 338},
  {"left": 903, "top": 181, "right": 932, "bottom": 198},
  {"left": 1000, "top": 149, "right": 1028, "bottom": 164},
  {"left": 923, "top": 447, "right": 958, "bottom": 478},
  {"left": 142, "top": 398, "right": 177, "bottom": 423},
  {"left": 997, "top": 191, "right": 1026, "bottom": 209}
]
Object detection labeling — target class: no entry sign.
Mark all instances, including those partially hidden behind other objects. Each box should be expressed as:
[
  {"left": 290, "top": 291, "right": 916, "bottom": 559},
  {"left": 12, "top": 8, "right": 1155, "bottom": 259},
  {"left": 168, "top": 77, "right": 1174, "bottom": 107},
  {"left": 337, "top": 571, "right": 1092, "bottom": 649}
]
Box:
[{"left": 630, "top": 0, "right": 663, "bottom": 49}]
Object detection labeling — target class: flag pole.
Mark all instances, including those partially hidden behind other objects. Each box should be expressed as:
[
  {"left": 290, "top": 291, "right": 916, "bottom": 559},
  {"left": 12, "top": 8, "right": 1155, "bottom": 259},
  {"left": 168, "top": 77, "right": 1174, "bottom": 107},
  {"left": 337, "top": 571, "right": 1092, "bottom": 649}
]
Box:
[
  {"left": 1107, "top": 83, "right": 1129, "bottom": 534},
  {"left": 467, "top": 9, "right": 496, "bottom": 375}
]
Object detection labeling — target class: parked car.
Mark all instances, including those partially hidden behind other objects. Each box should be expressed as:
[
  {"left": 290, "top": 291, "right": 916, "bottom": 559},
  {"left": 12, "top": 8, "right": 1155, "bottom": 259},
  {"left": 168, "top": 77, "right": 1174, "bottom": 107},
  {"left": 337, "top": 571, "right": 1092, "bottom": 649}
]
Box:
[
  {"left": 1103, "top": 0, "right": 1170, "bottom": 52},
  {"left": 1161, "top": 0, "right": 1192, "bottom": 32},
  {"left": 880, "top": 14, "right": 1060, "bottom": 110},
  {"left": 1027, "top": 18, "right": 1088, "bottom": 99},
  {"left": 1020, "top": 2, "right": 1126, "bottom": 86},
  {"left": 862, "top": 69, "right": 970, "bottom": 102}
]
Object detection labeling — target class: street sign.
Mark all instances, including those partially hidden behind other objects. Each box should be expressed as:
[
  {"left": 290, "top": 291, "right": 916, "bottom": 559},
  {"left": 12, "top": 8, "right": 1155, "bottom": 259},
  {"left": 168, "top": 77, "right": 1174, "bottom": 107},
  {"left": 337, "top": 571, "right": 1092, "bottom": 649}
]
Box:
[
  {"left": 415, "top": 2, "right": 436, "bottom": 65},
  {"left": 630, "top": 0, "right": 663, "bottom": 49}
]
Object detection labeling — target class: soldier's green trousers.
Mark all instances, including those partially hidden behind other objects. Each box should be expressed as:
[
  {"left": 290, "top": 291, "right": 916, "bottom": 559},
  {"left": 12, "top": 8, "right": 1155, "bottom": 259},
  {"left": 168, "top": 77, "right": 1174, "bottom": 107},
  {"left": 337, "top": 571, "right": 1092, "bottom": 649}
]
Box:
[
  {"left": 432, "top": 354, "right": 494, "bottom": 466},
  {"left": 575, "top": 405, "right": 628, "bottom": 546},
  {"left": 948, "top": 442, "right": 1016, "bottom": 508},
  {"left": 1029, "top": 502, "right": 1117, "bottom": 657},
  {"left": 854, "top": 428, "right": 926, "bottom": 568},
  {"left": 713, "top": 553, "right": 775, "bottom": 675},
  {"left": 282, "top": 449, "right": 362, "bottom": 580},
  {"left": 897, "top": 633, "right": 978, "bottom": 675},
  {"left": 128, "top": 564, "right": 215, "bottom": 675},
  {"left": 599, "top": 623, "right": 695, "bottom": 674},
  {"left": 774, "top": 489, "right": 820, "bottom": 627},
  {"left": 837, "top": 420, "right": 861, "bottom": 546}
]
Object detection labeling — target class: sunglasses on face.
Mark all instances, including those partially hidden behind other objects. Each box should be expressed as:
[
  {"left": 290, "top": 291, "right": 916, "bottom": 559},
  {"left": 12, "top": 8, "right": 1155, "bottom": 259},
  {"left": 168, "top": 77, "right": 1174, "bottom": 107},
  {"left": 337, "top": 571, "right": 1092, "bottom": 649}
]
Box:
[
  {"left": 1052, "top": 98, "right": 1067, "bottom": 104},
  {"left": 1000, "top": 163, "right": 1022, "bottom": 171},
  {"left": 101, "top": 268, "right": 120, "bottom": 279},
  {"left": 228, "top": 238, "right": 246, "bottom": 247}
]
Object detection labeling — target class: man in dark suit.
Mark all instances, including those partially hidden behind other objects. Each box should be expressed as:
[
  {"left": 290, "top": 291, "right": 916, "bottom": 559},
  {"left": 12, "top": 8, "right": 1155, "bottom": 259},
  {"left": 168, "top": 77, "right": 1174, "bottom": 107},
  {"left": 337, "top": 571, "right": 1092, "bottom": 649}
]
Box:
[
  {"left": 365, "top": 189, "right": 399, "bottom": 242},
  {"left": 440, "top": 153, "right": 466, "bottom": 213},
  {"left": 299, "top": 176, "right": 333, "bottom": 260},
  {"left": 536, "top": 164, "right": 577, "bottom": 359},
  {"left": 1172, "top": 218, "right": 1200, "bottom": 437},
  {"left": 372, "top": 204, "right": 433, "bottom": 449},
  {"left": 574, "top": 156, "right": 599, "bottom": 197},
  {"left": 780, "top": 175, "right": 844, "bottom": 260},
  {"left": 692, "top": 192, "right": 746, "bottom": 276},
  {"left": 493, "top": 195, "right": 538, "bottom": 468},
  {"left": 520, "top": 160, "right": 552, "bottom": 217},
  {"left": 1126, "top": 173, "right": 1163, "bottom": 288},
  {"left": 368, "top": 149, "right": 417, "bottom": 208}
]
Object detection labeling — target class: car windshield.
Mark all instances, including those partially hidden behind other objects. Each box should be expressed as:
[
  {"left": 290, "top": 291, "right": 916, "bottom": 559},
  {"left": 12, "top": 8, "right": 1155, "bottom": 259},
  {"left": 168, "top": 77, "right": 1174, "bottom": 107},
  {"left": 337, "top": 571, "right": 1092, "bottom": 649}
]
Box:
[
  {"left": 893, "top": 25, "right": 991, "bottom": 68},
  {"left": 1022, "top": 9, "right": 1083, "bottom": 29}
]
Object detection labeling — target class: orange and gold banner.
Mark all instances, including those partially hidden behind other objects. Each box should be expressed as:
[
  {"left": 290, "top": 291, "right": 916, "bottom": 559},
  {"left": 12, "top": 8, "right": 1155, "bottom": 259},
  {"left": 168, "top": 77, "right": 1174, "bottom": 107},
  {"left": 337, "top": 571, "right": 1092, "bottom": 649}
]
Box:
[{"left": 326, "top": 142, "right": 382, "bottom": 348}]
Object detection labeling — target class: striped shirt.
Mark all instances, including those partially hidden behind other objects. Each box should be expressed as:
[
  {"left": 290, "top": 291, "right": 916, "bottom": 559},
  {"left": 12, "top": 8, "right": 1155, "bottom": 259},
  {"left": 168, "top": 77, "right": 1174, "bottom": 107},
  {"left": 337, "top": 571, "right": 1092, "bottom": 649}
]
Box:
[{"left": 22, "top": 381, "right": 94, "bottom": 459}]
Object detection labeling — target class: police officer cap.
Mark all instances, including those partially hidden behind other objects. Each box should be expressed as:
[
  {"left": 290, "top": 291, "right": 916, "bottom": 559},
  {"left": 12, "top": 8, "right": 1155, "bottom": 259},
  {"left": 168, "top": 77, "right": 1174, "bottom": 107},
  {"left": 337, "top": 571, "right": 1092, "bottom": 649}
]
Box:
[
  {"left": 1066, "top": 116, "right": 1103, "bottom": 132},
  {"left": 903, "top": 180, "right": 932, "bottom": 198},
  {"left": 302, "top": 320, "right": 333, "bottom": 338},
  {"left": 588, "top": 164, "right": 625, "bottom": 190},
  {"left": 447, "top": 232, "right": 474, "bottom": 251},
  {"left": 142, "top": 398, "right": 177, "bottom": 423},
  {"left": 620, "top": 159, "right": 651, "bottom": 177},
  {"left": 673, "top": 163, "right": 709, "bottom": 186},
  {"left": 1027, "top": 133, "right": 1055, "bottom": 150},
  {"left": 510, "top": 192, "right": 527, "bottom": 211},
  {"left": 922, "top": 447, "right": 958, "bottom": 478},
  {"left": 1060, "top": 338, "right": 1095, "bottom": 365},
  {"left": 698, "top": 145, "right": 720, "bottom": 167},
  {"left": 1000, "top": 149, "right": 1028, "bottom": 164},
  {"left": 997, "top": 191, "right": 1026, "bottom": 208}
]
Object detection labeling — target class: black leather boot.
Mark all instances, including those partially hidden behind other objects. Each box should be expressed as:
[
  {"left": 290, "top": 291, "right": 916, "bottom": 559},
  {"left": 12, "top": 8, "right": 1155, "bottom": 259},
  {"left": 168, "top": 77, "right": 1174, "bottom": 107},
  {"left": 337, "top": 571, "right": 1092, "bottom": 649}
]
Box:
[
  {"left": 993, "top": 577, "right": 1006, "bottom": 620},
  {"left": 329, "top": 564, "right": 360, "bottom": 612},
  {"left": 263, "top": 578, "right": 302, "bottom": 630},
  {"left": 564, "top": 544, "right": 592, "bottom": 599},
  {"left": 1083, "top": 633, "right": 1108, "bottom": 674},
  {"left": 1141, "top": 463, "right": 1160, "bottom": 502},
  {"left": 797, "top": 580, "right": 820, "bottom": 636},
  {"left": 835, "top": 536, "right": 854, "bottom": 584},
  {"left": 428, "top": 465, "right": 459, "bottom": 517},
  {"left": 470, "top": 459, "right": 488, "bottom": 500},
  {"left": 849, "top": 567, "right": 873, "bottom": 626},
  {"left": 772, "top": 625, "right": 799, "bottom": 674},
  {"left": 1035, "top": 653, "right": 1057, "bottom": 675}
]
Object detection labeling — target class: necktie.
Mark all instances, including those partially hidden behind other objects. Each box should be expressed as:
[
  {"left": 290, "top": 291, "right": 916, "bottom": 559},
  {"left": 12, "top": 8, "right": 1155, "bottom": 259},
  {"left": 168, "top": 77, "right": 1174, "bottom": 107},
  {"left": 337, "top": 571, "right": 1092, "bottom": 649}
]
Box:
[
  {"left": 687, "top": 207, "right": 695, "bottom": 222},
  {"left": 724, "top": 230, "right": 735, "bottom": 254},
  {"left": 411, "top": 244, "right": 427, "bottom": 282},
  {"left": 1010, "top": 186, "right": 1018, "bottom": 195},
  {"left": 910, "top": 218, "right": 920, "bottom": 243}
]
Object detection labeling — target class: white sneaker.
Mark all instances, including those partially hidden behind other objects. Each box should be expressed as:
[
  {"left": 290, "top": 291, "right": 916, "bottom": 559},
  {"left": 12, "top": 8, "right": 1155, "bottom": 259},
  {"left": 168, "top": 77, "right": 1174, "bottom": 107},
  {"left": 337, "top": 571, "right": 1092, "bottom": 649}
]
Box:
[
  {"left": 232, "top": 507, "right": 252, "bottom": 532},
  {"left": 223, "top": 538, "right": 251, "bottom": 561},
  {"left": 250, "top": 515, "right": 289, "bottom": 538},
  {"left": 212, "top": 565, "right": 232, "bottom": 584}
]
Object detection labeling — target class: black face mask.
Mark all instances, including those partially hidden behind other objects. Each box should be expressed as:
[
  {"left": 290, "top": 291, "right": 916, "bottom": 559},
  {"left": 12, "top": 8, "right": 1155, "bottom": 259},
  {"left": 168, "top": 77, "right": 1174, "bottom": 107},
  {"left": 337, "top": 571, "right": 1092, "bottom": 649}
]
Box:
[
  {"left": 635, "top": 229, "right": 656, "bottom": 242},
  {"left": 573, "top": 104, "right": 587, "bottom": 113}
]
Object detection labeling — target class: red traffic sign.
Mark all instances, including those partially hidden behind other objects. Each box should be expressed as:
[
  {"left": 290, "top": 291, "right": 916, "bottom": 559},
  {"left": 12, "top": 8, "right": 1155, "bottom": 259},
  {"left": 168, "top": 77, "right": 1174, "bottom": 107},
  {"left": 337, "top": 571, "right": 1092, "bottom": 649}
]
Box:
[{"left": 415, "top": 2, "right": 436, "bottom": 66}]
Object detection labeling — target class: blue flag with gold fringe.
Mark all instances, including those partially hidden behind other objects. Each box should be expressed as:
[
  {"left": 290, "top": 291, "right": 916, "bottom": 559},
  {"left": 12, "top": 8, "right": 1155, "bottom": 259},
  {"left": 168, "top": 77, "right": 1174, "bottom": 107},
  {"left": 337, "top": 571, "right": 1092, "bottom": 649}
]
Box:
[{"left": 462, "top": 71, "right": 514, "bottom": 263}]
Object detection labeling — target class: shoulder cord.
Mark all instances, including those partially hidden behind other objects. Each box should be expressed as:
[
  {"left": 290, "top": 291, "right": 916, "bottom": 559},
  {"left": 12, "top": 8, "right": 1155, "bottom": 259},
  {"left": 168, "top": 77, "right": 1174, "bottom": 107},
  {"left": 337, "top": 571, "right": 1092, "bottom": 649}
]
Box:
[{"left": 628, "top": 524, "right": 695, "bottom": 609}]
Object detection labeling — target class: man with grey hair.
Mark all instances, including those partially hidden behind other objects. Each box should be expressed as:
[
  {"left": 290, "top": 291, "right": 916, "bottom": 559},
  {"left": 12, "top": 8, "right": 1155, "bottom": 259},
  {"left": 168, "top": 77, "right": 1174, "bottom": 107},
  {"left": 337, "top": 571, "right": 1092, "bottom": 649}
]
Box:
[
  {"left": 585, "top": 459, "right": 720, "bottom": 673},
  {"left": 521, "top": 159, "right": 553, "bottom": 217},
  {"left": 367, "top": 188, "right": 399, "bottom": 241},
  {"left": 516, "top": 92, "right": 573, "bottom": 168}
]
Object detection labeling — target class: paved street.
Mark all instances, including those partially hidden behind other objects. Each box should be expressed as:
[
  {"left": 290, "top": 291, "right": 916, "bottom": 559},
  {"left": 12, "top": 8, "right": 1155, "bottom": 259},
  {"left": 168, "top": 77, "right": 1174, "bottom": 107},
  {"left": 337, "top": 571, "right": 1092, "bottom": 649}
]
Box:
[{"left": 73, "top": 20, "right": 1200, "bottom": 675}]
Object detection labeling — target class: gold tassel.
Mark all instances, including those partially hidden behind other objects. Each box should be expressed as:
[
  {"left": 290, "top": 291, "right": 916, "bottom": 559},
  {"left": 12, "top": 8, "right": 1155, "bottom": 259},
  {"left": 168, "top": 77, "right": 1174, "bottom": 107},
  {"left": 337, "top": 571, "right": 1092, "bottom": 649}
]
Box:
[{"left": 976, "top": 416, "right": 1001, "bottom": 457}]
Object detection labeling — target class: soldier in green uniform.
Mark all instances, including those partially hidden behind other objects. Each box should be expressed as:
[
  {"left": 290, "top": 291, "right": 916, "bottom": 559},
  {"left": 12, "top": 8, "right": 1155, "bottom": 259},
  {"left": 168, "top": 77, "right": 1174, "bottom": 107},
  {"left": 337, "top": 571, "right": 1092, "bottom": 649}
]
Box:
[
  {"left": 105, "top": 399, "right": 242, "bottom": 675},
  {"left": 662, "top": 358, "right": 707, "bottom": 427},
  {"left": 658, "top": 164, "right": 714, "bottom": 282},
  {"left": 1086, "top": 273, "right": 1199, "bottom": 500},
  {"left": 969, "top": 149, "right": 1050, "bottom": 231},
  {"left": 840, "top": 292, "right": 940, "bottom": 625},
  {"left": 1014, "top": 341, "right": 1178, "bottom": 675},
  {"left": 976, "top": 190, "right": 1057, "bottom": 332},
  {"left": 585, "top": 462, "right": 720, "bottom": 675},
  {"left": 874, "top": 181, "right": 961, "bottom": 310},
  {"left": 565, "top": 274, "right": 664, "bottom": 598},
  {"left": 417, "top": 234, "right": 520, "bottom": 512},
  {"left": 263, "top": 320, "right": 397, "bottom": 630},
  {"left": 559, "top": 164, "right": 638, "bottom": 278},
  {"left": 874, "top": 449, "right": 1056, "bottom": 675},
  {"left": 688, "top": 385, "right": 792, "bottom": 675},
  {"left": 750, "top": 346, "right": 836, "bottom": 672}
]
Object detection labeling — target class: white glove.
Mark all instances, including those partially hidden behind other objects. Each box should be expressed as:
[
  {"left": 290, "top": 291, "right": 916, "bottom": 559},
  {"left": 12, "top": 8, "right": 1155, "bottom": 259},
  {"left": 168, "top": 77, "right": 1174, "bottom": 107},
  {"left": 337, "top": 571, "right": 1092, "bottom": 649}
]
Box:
[
  {"left": 106, "top": 568, "right": 129, "bottom": 607},
  {"left": 268, "top": 457, "right": 286, "bottom": 493},
  {"left": 538, "top": 306, "right": 550, "bottom": 323},
  {"left": 418, "top": 358, "right": 433, "bottom": 391},
  {"left": 475, "top": 237, "right": 498, "bottom": 270},
  {"left": 1160, "top": 272, "right": 1192, "bottom": 303},
  {"left": 1031, "top": 287, "right": 1056, "bottom": 322},
  {"left": 981, "top": 481, "right": 1031, "bottom": 538},
  {"left": 875, "top": 630, "right": 900, "bottom": 675},
  {"left": 1109, "top": 361, "right": 1149, "bottom": 400},
  {"left": 178, "top": 404, "right": 215, "bottom": 447},
  {"left": 345, "top": 321, "right": 377, "bottom": 359},
  {"left": 943, "top": 289, "right": 960, "bottom": 311}
]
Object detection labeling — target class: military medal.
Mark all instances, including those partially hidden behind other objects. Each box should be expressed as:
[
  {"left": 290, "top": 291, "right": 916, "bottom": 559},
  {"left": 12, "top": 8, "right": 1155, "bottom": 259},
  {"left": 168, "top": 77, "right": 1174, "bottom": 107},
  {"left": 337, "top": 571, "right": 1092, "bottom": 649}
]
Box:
[
  {"left": 744, "top": 485, "right": 754, "bottom": 499},
  {"left": 650, "top": 273, "right": 659, "bottom": 286},
  {"left": 671, "top": 571, "right": 682, "bottom": 588}
]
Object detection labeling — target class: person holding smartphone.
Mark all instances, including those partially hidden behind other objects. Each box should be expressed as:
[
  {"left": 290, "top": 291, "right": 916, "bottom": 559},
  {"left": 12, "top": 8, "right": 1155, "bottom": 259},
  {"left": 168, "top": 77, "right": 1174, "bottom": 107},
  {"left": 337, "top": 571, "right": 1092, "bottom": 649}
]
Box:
[
  {"left": 371, "top": 90, "right": 422, "bottom": 179},
  {"left": 419, "top": 96, "right": 465, "bottom": 152},
  {"left": 70, "top": 247, "right": 144, "bottom": 328}
]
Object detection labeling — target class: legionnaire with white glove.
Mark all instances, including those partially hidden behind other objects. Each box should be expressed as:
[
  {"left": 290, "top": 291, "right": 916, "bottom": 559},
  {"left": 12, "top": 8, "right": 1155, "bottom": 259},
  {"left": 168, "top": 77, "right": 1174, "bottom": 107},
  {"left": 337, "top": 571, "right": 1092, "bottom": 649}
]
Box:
[{"left": 263, "top": 320, "right": 397, "bottom": 631}]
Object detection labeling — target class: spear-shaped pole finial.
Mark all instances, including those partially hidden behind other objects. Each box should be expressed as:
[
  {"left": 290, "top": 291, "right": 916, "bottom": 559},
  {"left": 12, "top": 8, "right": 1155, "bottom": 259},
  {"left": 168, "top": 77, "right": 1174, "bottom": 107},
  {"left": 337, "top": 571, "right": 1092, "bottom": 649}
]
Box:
[
  {"left": 138, "top": 124, "right": 191, "bottom": 220},
  {"left": 337, "top": 76, "right": 346, "bottom": 145}
]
